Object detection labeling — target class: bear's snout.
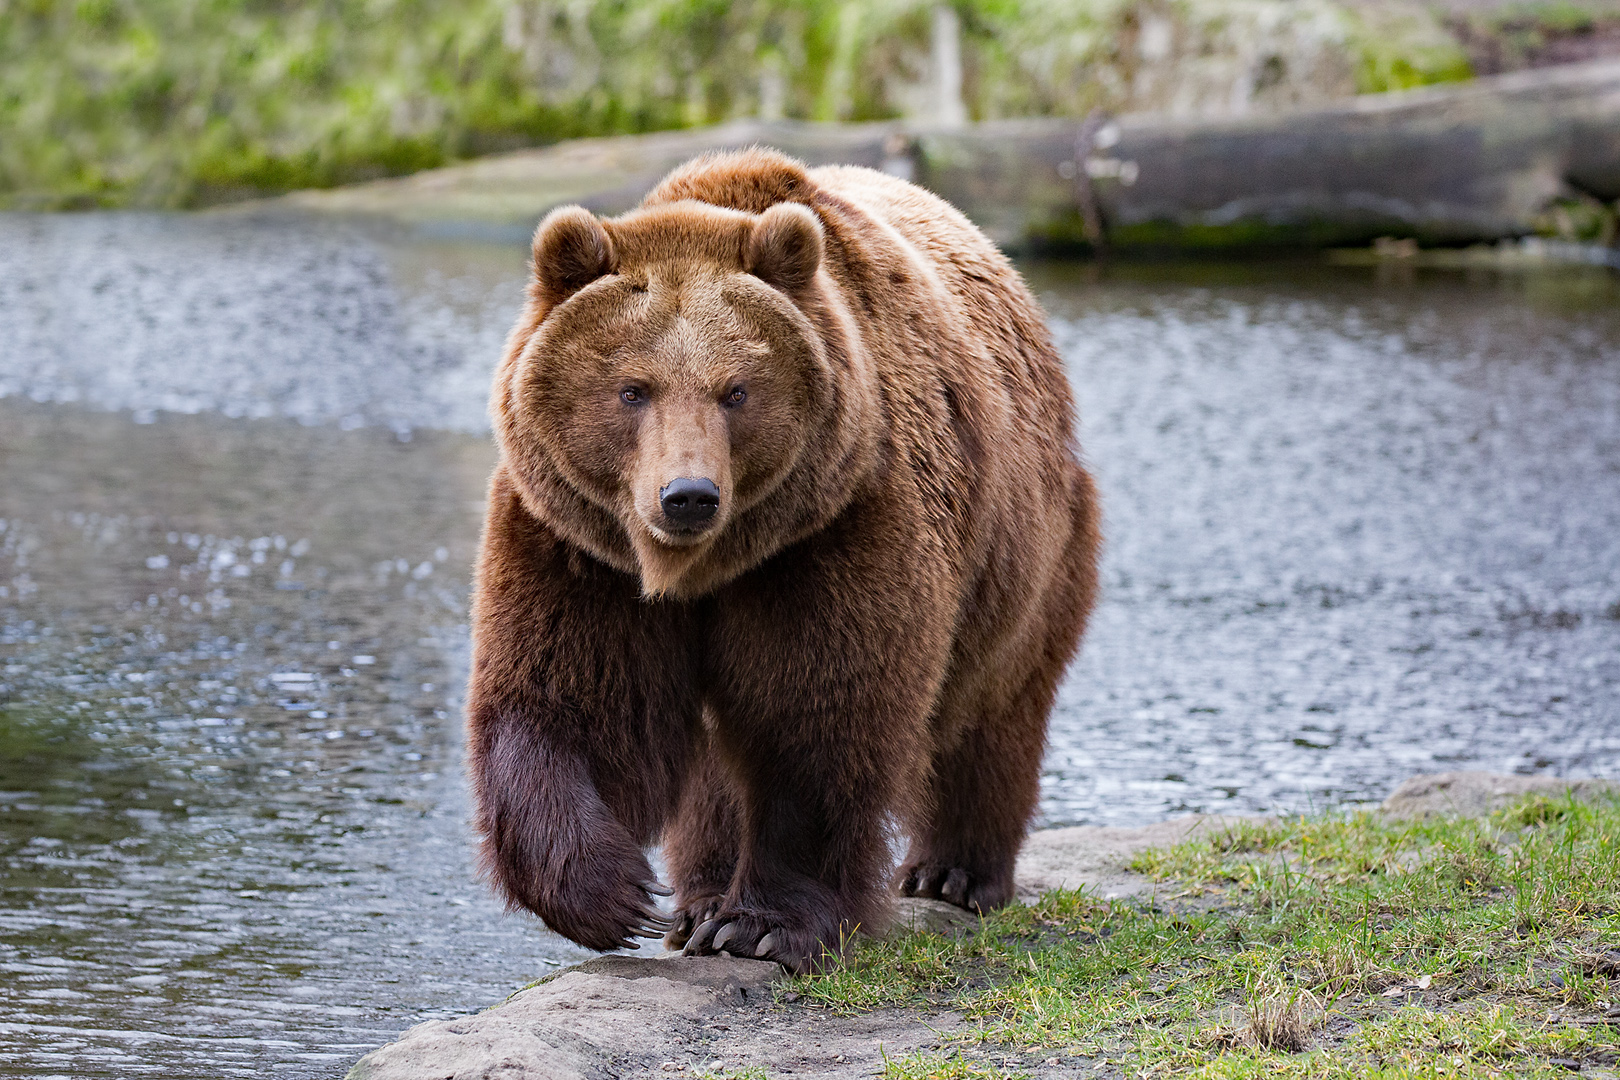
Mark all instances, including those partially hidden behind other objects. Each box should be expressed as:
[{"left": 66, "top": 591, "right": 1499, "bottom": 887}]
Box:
[{"left": 658, "top": 477, "right": 721, "bottom": 532}]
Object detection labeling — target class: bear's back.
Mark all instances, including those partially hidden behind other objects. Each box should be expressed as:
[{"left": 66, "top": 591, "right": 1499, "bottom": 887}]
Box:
[{"left": 808, "top": 164, "right": 1072, "bottom": 429}]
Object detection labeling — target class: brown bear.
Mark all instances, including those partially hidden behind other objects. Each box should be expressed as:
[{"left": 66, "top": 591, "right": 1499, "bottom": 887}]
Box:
[{"left": 467, "top": 148, "right": 1099, "bottom": 973}]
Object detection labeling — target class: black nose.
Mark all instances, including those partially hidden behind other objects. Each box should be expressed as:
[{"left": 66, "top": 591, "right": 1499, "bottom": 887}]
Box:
[{"left": 659, "top": 477, "right": 721, "bottom": 529}]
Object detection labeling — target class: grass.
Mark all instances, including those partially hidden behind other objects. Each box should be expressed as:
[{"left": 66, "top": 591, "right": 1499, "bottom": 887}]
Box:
[
  {"left": 788, "top": 792, "right": 1620, "bottom": 1077},
  {"left": 881, "top": 1049, "right": 1030, "bottom": 1079},
  {"left": 4, "top": 0, "right": 1481, "bottom": 210}
]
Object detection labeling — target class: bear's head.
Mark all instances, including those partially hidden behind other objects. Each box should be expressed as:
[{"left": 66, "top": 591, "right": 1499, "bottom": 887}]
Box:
[{"left": 495, "top": 192, "right": 876, "bottom": 598}]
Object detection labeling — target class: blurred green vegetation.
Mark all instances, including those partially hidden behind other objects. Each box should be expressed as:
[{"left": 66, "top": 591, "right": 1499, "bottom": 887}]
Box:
[{"left": 2, "top": 0, "right": 1484, "bottom": 210}]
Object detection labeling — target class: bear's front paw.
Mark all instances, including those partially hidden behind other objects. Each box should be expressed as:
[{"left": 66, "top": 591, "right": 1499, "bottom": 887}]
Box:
[
  {"left": 898, "top": 860, "right": 1012, "bottom": 913},
  {"left": 488, "top": 827, "right": 674, "bottom": 951},
  {"left": 534, "top": 868, "right": 675, "bottom": 952},
  {"left": 680, "top": 907, "right": 846, "bottom": 974}
]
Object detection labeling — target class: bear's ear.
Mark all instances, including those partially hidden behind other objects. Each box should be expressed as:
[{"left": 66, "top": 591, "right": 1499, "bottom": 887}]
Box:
[
  {"left": 745, "top": 203, "right": 823, "bottom": 294},
  {"left": 532, "top": 206, "right": 616, "bottom": 305}
]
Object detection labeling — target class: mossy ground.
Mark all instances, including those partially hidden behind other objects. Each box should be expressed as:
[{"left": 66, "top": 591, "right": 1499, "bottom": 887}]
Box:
[{"left": 789, "top": 793, "right": 1620, "bottom": 1079}]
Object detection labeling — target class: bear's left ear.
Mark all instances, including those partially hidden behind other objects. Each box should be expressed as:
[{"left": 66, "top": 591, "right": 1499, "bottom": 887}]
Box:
[
  {"left": 532, "top": 206, "right": 616, "bottom": 306},
  {"left": 746, "top": 203, "right": 822, "bottom": 293}
]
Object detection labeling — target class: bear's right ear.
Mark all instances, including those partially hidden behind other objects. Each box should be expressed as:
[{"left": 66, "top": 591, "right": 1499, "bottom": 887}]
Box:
[
  {"left": 532, "top": 206, "right": 616, "bottom": 306},
  {"left": 746, "top": 203, "right": 823, "bottom": 294}
]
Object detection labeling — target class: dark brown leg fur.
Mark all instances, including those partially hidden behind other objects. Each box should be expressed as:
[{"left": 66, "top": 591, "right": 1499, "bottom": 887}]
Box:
[
  {"left": 676, "top": 497, "right": 947, "bottom": 973},
  {"left": 662, "top": 741, "right": 742, "bottom": 948},
  {"left": 469, "top": 473, "right": 702, "bottom": 951},
  {"left": 899, "top": 671, "right": 1058, "bottom": 911}
]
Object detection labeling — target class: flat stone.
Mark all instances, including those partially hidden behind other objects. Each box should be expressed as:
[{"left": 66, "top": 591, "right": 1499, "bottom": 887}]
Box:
[
  {"left": 892, "top": 896, "right": 982, "bottom": 935},
  {"left": 346, "top": 811, "right": 1217, "bottom": 1080},
  {"left": 1014, "top": 813, "right": 1256, "bottom": 901},
  {"left": 348, "top": 955, "right": 783, "bottom": 1080},
  {"left": 567, "top": 954, "right": 781, "bottom": 992},
  {"left": 1381, "top": 771, "right": 1618, "bottom": 819}
]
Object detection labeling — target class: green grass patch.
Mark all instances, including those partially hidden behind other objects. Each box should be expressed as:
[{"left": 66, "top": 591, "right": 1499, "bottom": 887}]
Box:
[
  {"left": 880, "top": 1049, "right": 1028, "bottom": 1079},
  {"left": 790, "top": 793, "right": 1620, "bottom": 1076}
]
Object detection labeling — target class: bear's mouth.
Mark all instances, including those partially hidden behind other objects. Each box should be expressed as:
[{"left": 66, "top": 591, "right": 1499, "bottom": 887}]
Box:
[
  {"left": 627, "top": 515, "right": 726, "bottom": 599},
  {"left": 643, "top": 520, "right": 715, "bottom": 547}
]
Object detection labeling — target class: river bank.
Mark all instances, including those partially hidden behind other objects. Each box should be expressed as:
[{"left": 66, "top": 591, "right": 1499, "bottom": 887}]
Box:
[
  {"left": 265, "top": 59, "right": 1620, "bottom": 254},
  {"left": 348, "top": 772, "right": 1619, "bottom": 1079}
]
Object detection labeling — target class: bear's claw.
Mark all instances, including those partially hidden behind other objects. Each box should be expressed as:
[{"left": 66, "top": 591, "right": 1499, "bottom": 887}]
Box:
[
  {"left": 898, "top": 861, "right": 1010, "bottom": 914},
  {"left": 679, "top": 913, "right": 824, "bottom": 972},
  {"left": 684, "top": 917, "right": 722, "bottom": 954},
  {"left": 664, "top": 893, "right": 725, "bottom": 950}
]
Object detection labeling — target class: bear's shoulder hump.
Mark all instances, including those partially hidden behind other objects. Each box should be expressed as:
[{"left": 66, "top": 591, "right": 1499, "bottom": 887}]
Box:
[{"left": 643, "top": 148, "right": 815, "bottom": 214}]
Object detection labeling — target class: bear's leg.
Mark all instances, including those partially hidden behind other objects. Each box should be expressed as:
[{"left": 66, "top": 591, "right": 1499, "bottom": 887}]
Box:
[
  {"left": 469, "top": 474, "right": 703, "bottom": 951},
  {"left": 680, "top": 505, "right": 945, "bottom": 972},
  {"left": 661, "top": 742, "right": 742, "bottom": 948},
  {"left": 901, "top": 479, "right": 1098, "bottom": 913},
  {"left": 897, "top": 670, "right": 1056, "bottom": 912},
  {"left": 680, "top": 732, "right": 904, "bottom": 972}
]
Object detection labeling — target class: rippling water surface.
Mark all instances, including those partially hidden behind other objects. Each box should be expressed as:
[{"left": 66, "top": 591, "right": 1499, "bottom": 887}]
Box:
[{"left": 1, "top": 212, "right": 1617, "bottom": 1077}]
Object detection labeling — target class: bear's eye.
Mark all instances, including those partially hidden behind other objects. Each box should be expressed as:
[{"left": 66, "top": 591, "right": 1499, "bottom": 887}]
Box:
[
  {"left": 620, "top": 387, "right": 645, "bottom": 405},
  {"left": 723, "top": 386, "right": 747, "bottom": 407}
]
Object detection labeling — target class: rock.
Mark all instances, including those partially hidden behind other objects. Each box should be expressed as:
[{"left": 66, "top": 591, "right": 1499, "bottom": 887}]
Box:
[
  {"left": 348, "top": 955, "right": 781, "bottom": 1080},
  {"left": 892, "top": 896, "right": 982, "bottom": 935},
  {"left": 347, "top": 952, "right": 961, "bottom": 1080},
  {"left": 1014, "top": 814, "right": 1256, "bottom": 901},
  {"left": 346, "top": 814, "right": 1218, "bottom": 1078},
  {"left": 1381, "top": 771, "right": 1618, "bottom": 819}
]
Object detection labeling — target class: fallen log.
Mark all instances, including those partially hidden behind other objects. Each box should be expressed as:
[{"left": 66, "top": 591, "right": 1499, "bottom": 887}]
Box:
[
  {"left": 271, "top": 60, "right": 1620, "bottom": 252},
  {"left": 921, "top": 58, "right": 1620, "bottom": 250}
]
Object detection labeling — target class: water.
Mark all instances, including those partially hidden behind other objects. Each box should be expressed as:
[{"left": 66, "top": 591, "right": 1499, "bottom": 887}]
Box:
[
  {"left": 2, "top": 212, "right": 1618, "bottom": 1077},
  {"left": 1031, "top": 261, "right": 1620, "bottom": 823}
]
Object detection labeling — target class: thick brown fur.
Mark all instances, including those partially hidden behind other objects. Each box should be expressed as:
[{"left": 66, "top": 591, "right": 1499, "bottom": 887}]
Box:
[{"left": 468, "top": 148, "right": 1100, "bottom": 972}]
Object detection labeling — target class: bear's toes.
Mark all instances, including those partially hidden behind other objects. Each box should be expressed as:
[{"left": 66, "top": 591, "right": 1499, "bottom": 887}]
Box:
[
  {"left": 665, "top": 912, "right": 696, "bottom": 950},
  {"left": 682, "top": 913, "right": 775, "bottom": 962},
  {"left": 680, "top": 915, "right": 730, "bottom": 955},
  {"left": 664, "top": 892, "right": 725, "bottom": 950},
  {"left": 521, "top": 862, "right": 672, "bottom": 952},
  {"left": 680, "top": 911, "right": 837, "bottom": 974},
  {"left": 750, "top": 928, "right": 815, "bottom": 972},
  {"left": 898, "top": 862, "right": 938, "bottom": 897},
  {"left": 633, "top": 909, "right": 678, "bottom": 940},
  {"left": 899, "top": 860, "right": 1013, "bottom": 914}
]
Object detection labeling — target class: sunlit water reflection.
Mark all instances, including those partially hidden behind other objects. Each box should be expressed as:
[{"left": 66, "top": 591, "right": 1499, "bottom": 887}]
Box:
[{"left": 1, "top": 212, "right": 1617, "bottom": 1077}]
